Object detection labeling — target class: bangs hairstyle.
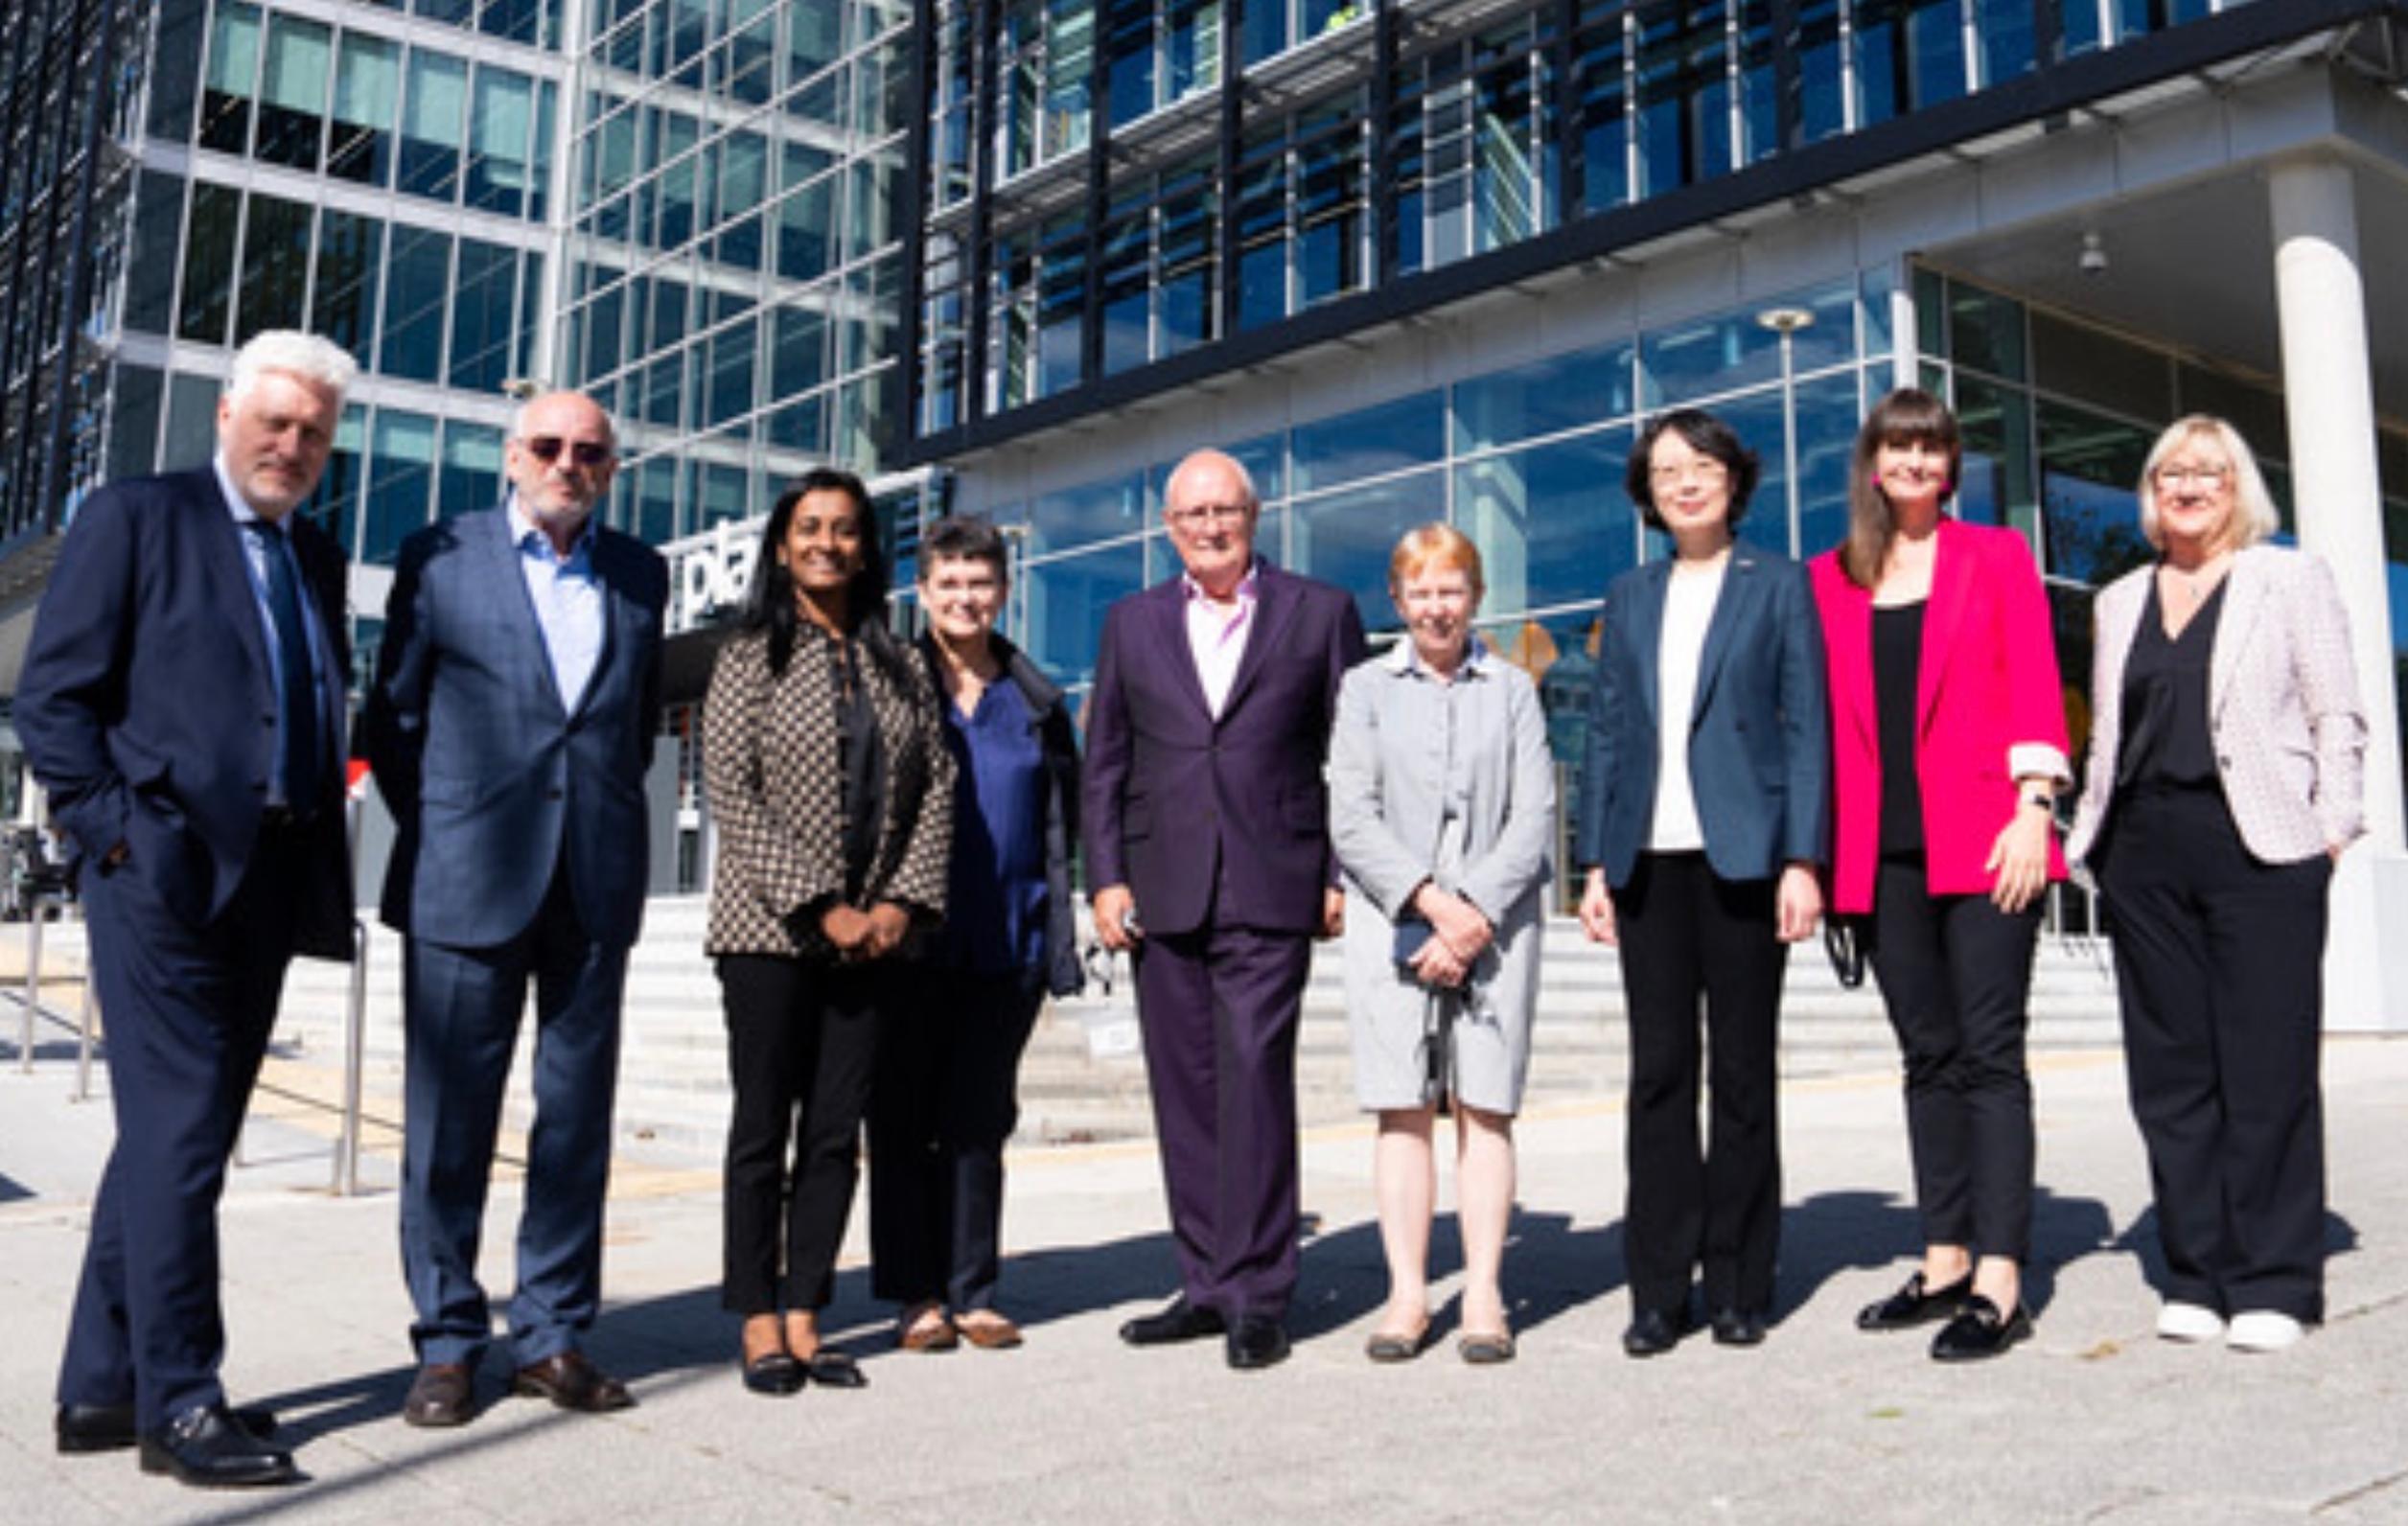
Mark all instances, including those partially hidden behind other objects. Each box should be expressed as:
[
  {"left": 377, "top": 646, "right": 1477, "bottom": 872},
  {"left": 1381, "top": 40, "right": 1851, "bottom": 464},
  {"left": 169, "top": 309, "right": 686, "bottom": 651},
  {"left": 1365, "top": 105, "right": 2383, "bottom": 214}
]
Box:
[
  {"left": 2138, "top": 415, "right": 2281, "bottom": 553},
  {"left": 1625, "top": 408, "right": 1761, "bottom": 530},
  {"left": 918, "top": 515, "right": 1011, "bottom": 581},
  {"left": 1388, "top": 522, "right": 1484, "bottom": 597},
  {"left": 1841, "top": 386, "right": 1963, "bottom": 589}
]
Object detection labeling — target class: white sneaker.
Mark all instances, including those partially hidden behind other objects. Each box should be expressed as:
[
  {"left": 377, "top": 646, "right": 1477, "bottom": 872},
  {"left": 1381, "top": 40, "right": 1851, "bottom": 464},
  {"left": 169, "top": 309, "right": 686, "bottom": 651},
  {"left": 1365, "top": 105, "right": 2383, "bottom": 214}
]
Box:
[
  {"left": 2156, "top": 1301, "right": 2224, "bottom": 1343},
  {"left": 2226, "top": 1311, "right": 2306, "bottom": 1353}
]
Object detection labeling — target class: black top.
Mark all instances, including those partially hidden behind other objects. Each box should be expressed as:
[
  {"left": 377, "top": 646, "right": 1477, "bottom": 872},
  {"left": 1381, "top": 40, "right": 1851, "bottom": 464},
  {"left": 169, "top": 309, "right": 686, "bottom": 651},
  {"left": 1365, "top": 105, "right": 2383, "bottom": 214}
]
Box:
[
  {"left": 1874, "top": 600, "right": 1927, "bottom": 857},
  {"left": 831, "top": 637, "right": 886, "bottom": 901},
  {"left": 2117, "top": 573, "right": 2225, "bottom": 790}
]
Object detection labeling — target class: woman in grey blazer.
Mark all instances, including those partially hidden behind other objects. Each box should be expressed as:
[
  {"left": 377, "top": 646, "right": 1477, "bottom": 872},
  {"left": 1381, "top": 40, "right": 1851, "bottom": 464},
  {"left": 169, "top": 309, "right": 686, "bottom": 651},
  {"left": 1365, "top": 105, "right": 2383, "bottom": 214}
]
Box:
[
  {"left": 2068, "top": 414, "right": 2366, "bottom": 1354},
  {"left": 1329, "top": 524, "right": 1555, "bottom": 1365},
  {"left": 1575, "top": 408, "right": 1829, "bottom": 1357}
]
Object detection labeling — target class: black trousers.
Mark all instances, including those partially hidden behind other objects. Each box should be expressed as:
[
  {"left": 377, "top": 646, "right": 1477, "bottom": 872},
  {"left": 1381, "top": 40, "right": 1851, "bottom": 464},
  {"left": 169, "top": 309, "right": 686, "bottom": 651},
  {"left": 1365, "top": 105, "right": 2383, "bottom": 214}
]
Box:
[
  {"left": 2095, "top": 783, "right": 2330, "bottom": 1322},
  {"left": 868, "top": 965, "right": 1046, "bottom": 1310},
  {"left": 1614, "top": 852, "right": 1788, "bottom": 1317},
  {"left": 717, "top": 955, "right": 885, "bottom": 1315},
  {"left": 1867, "top": 857, "right": 2040, "bottom": 1265}
]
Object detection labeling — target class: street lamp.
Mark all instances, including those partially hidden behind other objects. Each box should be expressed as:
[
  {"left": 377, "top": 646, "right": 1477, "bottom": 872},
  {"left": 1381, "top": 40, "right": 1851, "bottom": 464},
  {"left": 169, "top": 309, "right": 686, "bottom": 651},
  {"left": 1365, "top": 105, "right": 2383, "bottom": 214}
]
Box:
[{"left": 1756, "top": 306, "right": 1816, "bottom": 559}]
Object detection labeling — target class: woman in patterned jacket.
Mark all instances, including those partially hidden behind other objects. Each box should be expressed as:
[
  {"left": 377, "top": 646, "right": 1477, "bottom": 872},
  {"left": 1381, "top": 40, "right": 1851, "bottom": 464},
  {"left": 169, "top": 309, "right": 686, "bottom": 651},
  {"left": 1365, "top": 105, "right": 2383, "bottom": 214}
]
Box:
[
  {"left": 702, "top": 467, "right": 953, "bottom": 1395},
  {"left": 2067, "top": 416, "right": 2365, "bottom": 1353}
]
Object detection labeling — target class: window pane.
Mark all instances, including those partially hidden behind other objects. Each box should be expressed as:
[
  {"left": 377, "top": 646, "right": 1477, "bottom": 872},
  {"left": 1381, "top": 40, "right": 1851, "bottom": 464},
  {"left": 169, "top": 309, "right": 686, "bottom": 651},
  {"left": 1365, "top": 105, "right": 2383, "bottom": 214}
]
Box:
[
  {"left": 1024, "top": 540, "right": 1146, "bottom": 691},
  {"left": 381, "top": 226, "right": 452, "bottom": 382},
  {"left": 1454, "top": 341, "right": 1636, "bottom": 453},
  {"left": 706, "top": 316, "right": 759, "bottom": 428},
  {"left": 164, "top": 373, "right": 221, "bottom": 468},
  {"left": 124, "top": 172, "right": 186, "bottom": 333},
  {"left": 448, "top": 240, "right": 519, "bottom": 391},
  {"left": 1291, "top": 474, "right": 1444, "bottom": 631},
  {"left": 1030, "top": 473, "right": 1146, "bottom": 555},
  {"left": 1794, "top": 369, "right": 1861, "bottom": 560},
  {"left": 1292, "top": 390, "right": 1445, "bottom": 493},
  {"left": 148, "top": 0, "right": 205, "bottom": 142},
  {"left": 466, "top": 66, "right": 536, "bottom": 216},
  {"left": 365, "top": 409, "right": 439, "bottom": 564},
  {"left": 312, "top": 211, "right": 383, "bottom": 377},
  {"left": 1453, "top": 428, "right": 1634, "bottom": 620},
  {"left": 2036, "top": 397, "right": 2152, "bottom": 584},
  {"left": 438, "top": 420, "right": 504, "bottom": 519},
  {"left": 176, "top": 182, "right": 242, "bottom": 344},
  {"left": 329, "top": 33, "right": 401, "bottom": 186},
  {"left": 233, "top": 193, "right": 313, "bottom": 342},
  {"left": 399, "top": 51, "right": 468, "bottom": 200},
  {"left": 199, "top": 2, "right": 261, "bottom": 154},
  {"left": 256, "top": 13, "right": 331, "bottom": 170}
]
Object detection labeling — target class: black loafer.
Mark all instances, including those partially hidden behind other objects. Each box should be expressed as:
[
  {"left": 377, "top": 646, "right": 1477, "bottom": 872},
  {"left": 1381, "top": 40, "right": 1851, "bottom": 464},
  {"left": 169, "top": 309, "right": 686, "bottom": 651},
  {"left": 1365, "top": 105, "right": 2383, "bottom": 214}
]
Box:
[
  {"left": 1709, "top": 1307, "right": 1768, "bottom": 1347},
  {"left": 1120, "top": 1296, "right": 1226, "bottom": 1347},
  {"left": 1931, "top": 1295, "right": 2032, "bottom": 1362},
  {"left": 58, "top": 1401, "right": 276, "bottom": 1455},
  {"left": 803, "top": 1349, "right": 868, "bottom": 1389},
  {"left": 1857, "top": 1270, "right": 1973, "bottom": 1331},
  {"left": 138, "top": 1403, "right": 299, "bottom": 1489},
  {"left": 741, "top": 1350, "right": 806, "bottom": 1397},
  {"left": 1622, "top": 1306, "right": 1691, "bottom": 1358},
  {"left": 1225, "top": 1314, "right": 1291, "bottom": 1371}
]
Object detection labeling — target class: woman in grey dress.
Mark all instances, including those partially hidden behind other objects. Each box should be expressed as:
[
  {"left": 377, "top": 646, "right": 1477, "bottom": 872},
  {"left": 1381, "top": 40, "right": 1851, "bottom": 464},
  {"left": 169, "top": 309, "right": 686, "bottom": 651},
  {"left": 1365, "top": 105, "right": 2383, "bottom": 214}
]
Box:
[{"left": 1329, "top": 523, "right": 1555, "bottom": 1365}]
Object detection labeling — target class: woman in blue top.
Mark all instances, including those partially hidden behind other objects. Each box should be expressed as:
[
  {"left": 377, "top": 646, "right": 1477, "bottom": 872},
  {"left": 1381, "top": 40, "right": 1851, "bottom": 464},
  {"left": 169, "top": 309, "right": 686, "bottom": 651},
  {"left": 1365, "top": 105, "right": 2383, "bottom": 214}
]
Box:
[{"left": 869, "top": 517, "right": 1083, "bottom": 1353}]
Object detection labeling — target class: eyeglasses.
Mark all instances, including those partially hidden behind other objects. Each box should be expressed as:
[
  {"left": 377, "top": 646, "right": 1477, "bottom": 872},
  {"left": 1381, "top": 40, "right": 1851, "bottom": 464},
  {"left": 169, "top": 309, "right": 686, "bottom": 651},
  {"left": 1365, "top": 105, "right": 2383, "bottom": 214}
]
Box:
[
  {"left": 521, "top": 436, "right": 614, "bottom": 468},
  {"left": 1168, "top": 502, "right": 1251, "bottom": 528},
  {"left": 1648, "top": 460, "right": 1730, "bottom": 490},
  {"left": 2152, "top": 462, "right": 2232, "bottom": 489}
]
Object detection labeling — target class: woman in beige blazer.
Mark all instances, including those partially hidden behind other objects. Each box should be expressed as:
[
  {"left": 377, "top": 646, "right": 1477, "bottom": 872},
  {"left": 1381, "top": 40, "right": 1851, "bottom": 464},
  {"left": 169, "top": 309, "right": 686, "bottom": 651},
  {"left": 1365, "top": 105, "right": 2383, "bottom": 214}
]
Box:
[{"left": 2067, "top": 415, "right": 2365, "bottom": 1354}]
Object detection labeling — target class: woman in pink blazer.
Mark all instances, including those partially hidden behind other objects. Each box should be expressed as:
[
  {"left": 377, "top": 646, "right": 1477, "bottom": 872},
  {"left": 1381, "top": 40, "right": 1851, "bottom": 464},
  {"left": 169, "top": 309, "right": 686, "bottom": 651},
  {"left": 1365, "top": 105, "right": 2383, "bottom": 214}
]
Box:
[{"left": 1810, "top": 388, "right": 2071, "bottom": 1361}]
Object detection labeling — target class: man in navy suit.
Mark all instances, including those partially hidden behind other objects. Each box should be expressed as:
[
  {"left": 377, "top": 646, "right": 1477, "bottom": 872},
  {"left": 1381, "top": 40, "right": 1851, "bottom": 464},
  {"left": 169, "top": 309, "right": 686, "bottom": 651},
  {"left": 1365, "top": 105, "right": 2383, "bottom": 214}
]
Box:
[
  {"left": 18, "top": 330, "right": 359, "bottom": 1488},
  {"left": 1085, "top": 449, "right": 1367, "bottom": 1370},
  {"left": 366, "top": 390, "right": 666, "bottom": 1426}
]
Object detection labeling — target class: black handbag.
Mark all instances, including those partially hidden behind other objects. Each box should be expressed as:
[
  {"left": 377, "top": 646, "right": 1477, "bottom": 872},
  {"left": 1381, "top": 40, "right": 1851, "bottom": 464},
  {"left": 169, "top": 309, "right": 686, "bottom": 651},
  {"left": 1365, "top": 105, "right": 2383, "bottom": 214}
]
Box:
[{"left": 1823, "top": 914, "right": 1868, "bottom": 989}]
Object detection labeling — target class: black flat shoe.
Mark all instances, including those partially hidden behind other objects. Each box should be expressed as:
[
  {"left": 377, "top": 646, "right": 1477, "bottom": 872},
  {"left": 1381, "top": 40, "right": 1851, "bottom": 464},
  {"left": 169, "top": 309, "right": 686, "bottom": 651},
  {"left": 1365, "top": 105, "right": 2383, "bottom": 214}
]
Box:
[
  {"left": 1709, "top": 1307, "right": 1768, "bottom": 1347},
  {"left": 1120, "top": 1296, "right": 1225, "bottom": 1347},
  {"left": 138, "top": 1404, "right": 299, "bottom": 1489},
  {"left": 741, "top": 1350, "right": 806, "bottom": 1397},
  {"left": 1857, "top": 1270, "right": 1973, "bottom": 1330},
  {"left": 1622, "top": 1306, "right": 1690, "bottom": 1358},
  {"left": 803, "top": 1349, "right": 868, "bottom": 1389},
  {"left": 1931, "top": 1295, "right": 2032, "bottom": 1362},
  {"left": 57, "top": 1401, "right": 276, "bottom": 1455}
]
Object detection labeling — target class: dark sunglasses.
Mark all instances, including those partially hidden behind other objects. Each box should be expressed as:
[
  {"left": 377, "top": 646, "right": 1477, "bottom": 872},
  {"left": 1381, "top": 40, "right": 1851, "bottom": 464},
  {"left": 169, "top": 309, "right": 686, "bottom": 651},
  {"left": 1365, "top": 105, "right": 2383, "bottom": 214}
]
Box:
[{"left": 522, "top": 436, "right": 614, "bottom": 468}]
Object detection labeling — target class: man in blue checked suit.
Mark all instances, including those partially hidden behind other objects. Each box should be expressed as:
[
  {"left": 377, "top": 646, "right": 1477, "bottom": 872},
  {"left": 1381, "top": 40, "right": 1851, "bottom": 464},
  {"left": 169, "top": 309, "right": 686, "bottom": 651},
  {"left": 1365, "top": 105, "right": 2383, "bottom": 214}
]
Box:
[
  {"left": 19, "top": 330, "right": 359, "bottom": 1490},
  {"left": 365, "top": 389, "right": 667, "bottom": 1428}
]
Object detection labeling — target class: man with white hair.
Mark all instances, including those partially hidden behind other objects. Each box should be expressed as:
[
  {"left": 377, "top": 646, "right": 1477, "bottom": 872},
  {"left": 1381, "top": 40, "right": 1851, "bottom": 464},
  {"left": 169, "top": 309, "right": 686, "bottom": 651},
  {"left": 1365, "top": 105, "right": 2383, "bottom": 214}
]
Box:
[{"left": 18, "top": 329, "right": 359, "bottom": 1489}]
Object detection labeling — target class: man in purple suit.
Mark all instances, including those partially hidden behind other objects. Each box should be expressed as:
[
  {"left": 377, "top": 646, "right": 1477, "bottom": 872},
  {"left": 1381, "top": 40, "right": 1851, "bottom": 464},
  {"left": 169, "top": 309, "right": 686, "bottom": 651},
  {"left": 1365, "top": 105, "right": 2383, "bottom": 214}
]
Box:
[{"left": 1086, "top": 449, "right": 1368, "bottom": 1370}]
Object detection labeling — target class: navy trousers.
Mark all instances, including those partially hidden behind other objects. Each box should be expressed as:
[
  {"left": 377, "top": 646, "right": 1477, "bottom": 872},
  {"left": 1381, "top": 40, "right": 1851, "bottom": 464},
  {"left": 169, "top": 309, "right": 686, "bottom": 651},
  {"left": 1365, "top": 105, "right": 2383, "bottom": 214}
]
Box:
[
  {"left": 57, "top": 827, "right": 307, "bottom": 1430},
  {"left": 399, "top": 865, "right": 629, "bottom": 1367},
  {"left": 1133, "top": 922, "right": 1312, "bottom": 1321}
]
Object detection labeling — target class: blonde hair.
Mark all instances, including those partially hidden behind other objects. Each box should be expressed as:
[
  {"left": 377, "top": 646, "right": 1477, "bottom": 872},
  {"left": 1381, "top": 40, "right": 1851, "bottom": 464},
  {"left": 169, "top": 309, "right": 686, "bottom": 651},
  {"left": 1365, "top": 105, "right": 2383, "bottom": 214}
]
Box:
[
  {"left": 1388, "top": 522, "right": 1484, "bottom": 596},
  {"left": 2137, "top": 414, "right": 2281, "bottom": 553}
]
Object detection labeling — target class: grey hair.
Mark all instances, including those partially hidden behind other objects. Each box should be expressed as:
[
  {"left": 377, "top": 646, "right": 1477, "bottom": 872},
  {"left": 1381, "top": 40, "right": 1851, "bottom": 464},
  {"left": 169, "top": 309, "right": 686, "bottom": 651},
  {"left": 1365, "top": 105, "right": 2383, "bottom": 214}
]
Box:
[
  {"left": 1163, "top": 449, "right": 1260, "bottom": 513},
  {"left": 2138, "top": 414, "right": 2281, "bottom": 553},
  {"left": 509, "top": 392, "right": 618, "bottom": 446},
  {"left": 224, "top": 331, "right": 359, "bottom": 405}
]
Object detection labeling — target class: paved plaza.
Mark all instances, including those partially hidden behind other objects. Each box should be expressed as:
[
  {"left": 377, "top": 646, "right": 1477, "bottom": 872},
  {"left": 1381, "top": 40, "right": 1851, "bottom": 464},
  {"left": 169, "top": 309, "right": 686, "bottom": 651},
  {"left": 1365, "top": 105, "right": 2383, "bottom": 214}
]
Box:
[{"left": 4, "top": 1016, "right": 2407, "bottom": 1524}]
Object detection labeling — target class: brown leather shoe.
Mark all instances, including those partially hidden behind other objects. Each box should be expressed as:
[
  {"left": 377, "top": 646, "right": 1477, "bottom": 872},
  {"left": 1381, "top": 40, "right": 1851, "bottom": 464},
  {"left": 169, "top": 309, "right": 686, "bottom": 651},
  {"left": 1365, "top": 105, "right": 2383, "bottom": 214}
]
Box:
[
  {"left": 957, "top": 1313, "right": 1023, "bottom": 1351},
  {"left": 898, "top": 1304, "right": 960, "bottom": 1353},
  {"left": 511, "top": 1352, "right": 635, "bottom": 1413},
  {"left": 403, "top": 1363, "right": 475, "bottom": 1428}
]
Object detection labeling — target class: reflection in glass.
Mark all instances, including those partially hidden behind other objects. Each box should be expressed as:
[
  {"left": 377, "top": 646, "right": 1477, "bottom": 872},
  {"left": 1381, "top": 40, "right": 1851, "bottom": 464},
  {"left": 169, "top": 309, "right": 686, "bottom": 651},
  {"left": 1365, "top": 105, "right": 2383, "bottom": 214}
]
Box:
[
  {"left": 234, "top": 194, "right": 313, "bottom": 343},
  {"left": 1032, "top": 474, "right": 1146, "bottom": 556},
  {"left": 2037, "top": 397, "right": 2153, "bottom": 585},
  {"left": 448, "top": 240, "right": 519, "bottom": 392},
  {"left": 329, "top": 34, "right": 400, "bottom": 186},
  {"left": 365, "top": 409, "right": 439, "bottom": 564},
  {"left": 1452, "top": 428, "right": 1634, "bottom": 620},
  {"left": 1291, "top": 474, "right": 1441, "bottom": 630},
  {"left": 199, "top": 2, "right": 261, "bottom": 155},
  {"left": 255, "top": 13, "right": 330, "bottom": 170},
  {"left": 176, "top": 183, "right": 241, "bottom": 344},
  {"left": 381, "top": 226, "right": 452, "bottom": 383},
  {"left": 1292, "top": 390, "right": 1445, "bottom": 494},
  {"left": 1794, "top": 370, "right": 1862, "bottom": 560},
  {"left": 1453, "top": 341, "right": 1635, "bottom": 454},
  {"left": 313, "top": 210, "right": 382, "bottom": 375},
  {"left": 1025, "top": 539, "right": 1146, "bottom": 691},
  {"left": 438, "top": 421, "right": 504, "bottom": 520},
  {"left": 399, "top": 52, "right": 468, "bottom": 201},
  {"left": 467, "top": 67, "right": 536, "bottom": 216}
]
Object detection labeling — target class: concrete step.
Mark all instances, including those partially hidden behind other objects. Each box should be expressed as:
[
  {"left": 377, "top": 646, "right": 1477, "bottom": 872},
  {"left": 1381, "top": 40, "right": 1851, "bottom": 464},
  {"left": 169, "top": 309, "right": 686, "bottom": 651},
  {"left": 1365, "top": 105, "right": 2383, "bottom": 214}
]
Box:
[{"left": 28, "top": 906, "right": 2126, "bottom": 1164}]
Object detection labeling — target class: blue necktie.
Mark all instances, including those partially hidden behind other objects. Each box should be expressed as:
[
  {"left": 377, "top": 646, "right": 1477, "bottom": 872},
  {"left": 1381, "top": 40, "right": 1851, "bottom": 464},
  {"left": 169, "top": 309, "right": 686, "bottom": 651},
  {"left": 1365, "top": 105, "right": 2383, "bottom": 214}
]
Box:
[{"left": 246, "top": 520, "right": 321, "bottom": 812}]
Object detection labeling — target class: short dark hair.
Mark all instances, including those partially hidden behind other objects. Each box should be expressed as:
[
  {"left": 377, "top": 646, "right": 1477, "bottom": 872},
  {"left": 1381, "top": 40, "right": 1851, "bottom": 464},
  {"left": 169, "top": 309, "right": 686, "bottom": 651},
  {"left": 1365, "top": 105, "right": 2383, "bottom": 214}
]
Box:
[
  {"left": 1625, "top": 408, "right": 1761, "bottom": 531},
  {"left": 918, "top": 516, "right": 1010, "bottom": 582}
]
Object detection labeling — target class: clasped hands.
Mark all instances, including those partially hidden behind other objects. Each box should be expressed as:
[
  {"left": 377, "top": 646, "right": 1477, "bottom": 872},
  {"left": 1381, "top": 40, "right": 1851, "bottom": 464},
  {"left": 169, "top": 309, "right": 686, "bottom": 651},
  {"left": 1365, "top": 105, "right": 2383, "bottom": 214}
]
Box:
[
  {"left": 1406, "top": 882, "right": 1492, "bottom": 989},
  {"left": 820, "top": 900, "right": 910, "bottom": 961}
]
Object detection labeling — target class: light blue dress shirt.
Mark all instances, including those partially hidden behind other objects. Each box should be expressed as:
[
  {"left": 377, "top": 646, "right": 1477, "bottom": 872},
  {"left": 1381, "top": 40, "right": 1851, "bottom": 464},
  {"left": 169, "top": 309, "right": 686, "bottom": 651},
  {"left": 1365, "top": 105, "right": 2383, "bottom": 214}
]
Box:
[{"left": 507, "top": 494, "right": 605, "bottom": 713}]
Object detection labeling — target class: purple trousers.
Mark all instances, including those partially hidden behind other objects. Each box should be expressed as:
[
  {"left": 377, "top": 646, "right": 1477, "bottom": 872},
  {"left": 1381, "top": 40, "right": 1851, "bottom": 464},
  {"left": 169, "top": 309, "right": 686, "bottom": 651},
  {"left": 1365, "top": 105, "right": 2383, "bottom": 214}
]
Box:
[{"left": 1134, "top": 923, "right": 1312, "bottom": 1320}]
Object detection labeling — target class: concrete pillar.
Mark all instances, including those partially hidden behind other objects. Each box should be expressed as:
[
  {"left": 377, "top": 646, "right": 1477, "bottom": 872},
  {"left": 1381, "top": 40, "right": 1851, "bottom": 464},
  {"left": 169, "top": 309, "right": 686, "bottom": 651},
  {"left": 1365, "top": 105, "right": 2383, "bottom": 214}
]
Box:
[{"left": 2268, "top": 154, "right": 2408, "bottom": 1031}]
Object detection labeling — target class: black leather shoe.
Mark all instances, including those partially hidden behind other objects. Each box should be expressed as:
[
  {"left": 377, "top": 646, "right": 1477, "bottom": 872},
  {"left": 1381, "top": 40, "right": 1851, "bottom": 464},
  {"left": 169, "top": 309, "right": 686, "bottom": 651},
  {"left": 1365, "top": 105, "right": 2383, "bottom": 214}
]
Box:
[
  {"left": 137, "top": 1404, "right": 299, "bottom": 1489},
  {"left": 57, "top": 1401, "right": 276, "bottom": 1455},
  {"left": 1225, "top": 1314, "right": 1291, "bottom": 1371},
  {"left": 1931, "top": 1295, "right": 2032, "bottom": 1362},
  {"left": 1119, "top": 1297, "right": 1226, "bottom": 1347},
  {"left": 741, "top": 1350, "right": 806, "bottom": 1397},
  {"left": 403, "top": 1363, "right": 476, "bottom": 1428},
  {"left": 1622, "top": 1306, "right": 1690, "bottom": 1358},
  {"left": 1856, "top": 1270, "right": 1973, "bottom": 1331},
  {"left": 1709, "top": 1307, "right": 1768, "bottom": 1347},
  {"left": 802, "top": 1349, "right": 868, "bottom": 1389},
  {"left": 512, "top": 1351, "right": 635, "bottom": 1413}
]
